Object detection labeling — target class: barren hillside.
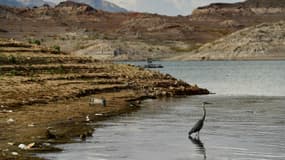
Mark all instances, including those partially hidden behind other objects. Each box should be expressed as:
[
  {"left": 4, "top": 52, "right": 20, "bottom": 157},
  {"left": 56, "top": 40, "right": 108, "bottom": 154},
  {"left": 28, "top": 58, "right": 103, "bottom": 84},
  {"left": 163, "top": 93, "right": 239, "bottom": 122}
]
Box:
[
  {"left": 169, "top": 21, "right": 285, "bottom": 60},
  {"left": 0, "top": 0, "right": 285, "bottom": 60}
]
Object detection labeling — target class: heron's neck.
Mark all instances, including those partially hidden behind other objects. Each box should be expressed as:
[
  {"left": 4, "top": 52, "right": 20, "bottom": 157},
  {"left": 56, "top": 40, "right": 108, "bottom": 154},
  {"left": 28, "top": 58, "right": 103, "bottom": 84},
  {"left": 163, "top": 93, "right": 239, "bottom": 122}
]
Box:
[{"left": 202, "top": 104, "right": 206, "bottom": 120}]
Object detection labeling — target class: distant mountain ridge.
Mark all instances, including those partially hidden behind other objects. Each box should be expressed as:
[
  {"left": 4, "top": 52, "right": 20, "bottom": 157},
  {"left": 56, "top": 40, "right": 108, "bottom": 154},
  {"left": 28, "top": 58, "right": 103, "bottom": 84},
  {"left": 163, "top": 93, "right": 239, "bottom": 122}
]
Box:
[
  {"left": 0, "top": 0, "right": 23, "bottom": 7},
  {"left": 68, "top": 0, "right": 127, "bottom": 13},
  {"left": 0, "top": 0, "right": 127, "bottom": 13},
  {"left": 0, "top": 0, "right": 54, "bottom": 7},
  {"left": 19, "top": 0, "right": 55, "bottom": 7}
]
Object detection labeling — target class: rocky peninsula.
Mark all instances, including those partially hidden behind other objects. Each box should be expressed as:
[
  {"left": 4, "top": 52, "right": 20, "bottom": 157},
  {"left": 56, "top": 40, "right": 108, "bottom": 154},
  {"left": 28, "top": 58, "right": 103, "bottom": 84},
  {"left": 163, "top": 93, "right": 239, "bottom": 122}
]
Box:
[{"left": 0, "top": 39, "right": 209, "bottom": 160}]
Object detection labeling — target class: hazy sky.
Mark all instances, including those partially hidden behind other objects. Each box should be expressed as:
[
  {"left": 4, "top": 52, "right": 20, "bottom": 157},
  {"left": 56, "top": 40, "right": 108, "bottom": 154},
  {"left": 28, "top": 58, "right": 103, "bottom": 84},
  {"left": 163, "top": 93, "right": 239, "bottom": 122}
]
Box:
[{"left": 47, "top": 0, "right": 243, "bottom": 16}]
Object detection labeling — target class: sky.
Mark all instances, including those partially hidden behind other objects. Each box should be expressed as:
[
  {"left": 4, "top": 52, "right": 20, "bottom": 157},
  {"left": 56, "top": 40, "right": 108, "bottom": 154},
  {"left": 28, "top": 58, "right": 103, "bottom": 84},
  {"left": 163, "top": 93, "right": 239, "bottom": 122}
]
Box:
[{"left": 46, "top": 0, "right": 243, "bottom": 16}]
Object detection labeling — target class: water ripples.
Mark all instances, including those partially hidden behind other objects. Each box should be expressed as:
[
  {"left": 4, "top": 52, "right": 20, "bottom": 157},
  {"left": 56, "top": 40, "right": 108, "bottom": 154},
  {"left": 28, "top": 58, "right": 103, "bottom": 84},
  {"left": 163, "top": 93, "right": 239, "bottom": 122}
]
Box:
[{"left": 40, "top": 61, "right": 285, "bottom": 160}]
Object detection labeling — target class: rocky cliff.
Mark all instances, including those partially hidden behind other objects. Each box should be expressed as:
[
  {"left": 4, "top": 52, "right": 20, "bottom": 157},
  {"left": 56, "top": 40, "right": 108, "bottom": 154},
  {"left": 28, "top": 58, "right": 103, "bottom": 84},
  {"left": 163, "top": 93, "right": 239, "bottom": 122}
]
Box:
[
  {"left": 192, "top": 0, "right": 285, "bottom": 16},
  {"left": 55, "top": 1, "right": 97, "bottom": 14},
  {"left": 170, "top": 21, "right": 285, "bottom": 60},
  {"left": 190, "top": 0, "right": 285, "bottom": 29}
]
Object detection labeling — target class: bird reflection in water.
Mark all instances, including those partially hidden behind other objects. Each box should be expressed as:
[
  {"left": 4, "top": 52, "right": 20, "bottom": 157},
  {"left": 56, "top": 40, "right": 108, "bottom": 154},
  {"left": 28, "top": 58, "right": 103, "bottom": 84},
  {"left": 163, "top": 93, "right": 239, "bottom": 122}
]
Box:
[{"left": 189, "top": 136, "right": 207, "bottom": 159}]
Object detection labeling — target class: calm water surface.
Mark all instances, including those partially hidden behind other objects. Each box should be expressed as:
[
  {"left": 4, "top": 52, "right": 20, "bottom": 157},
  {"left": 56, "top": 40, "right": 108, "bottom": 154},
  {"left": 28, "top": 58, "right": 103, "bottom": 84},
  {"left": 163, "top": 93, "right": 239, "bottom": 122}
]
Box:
[{"left": 41, "top": 61, "right": 285, "bottom": 160}]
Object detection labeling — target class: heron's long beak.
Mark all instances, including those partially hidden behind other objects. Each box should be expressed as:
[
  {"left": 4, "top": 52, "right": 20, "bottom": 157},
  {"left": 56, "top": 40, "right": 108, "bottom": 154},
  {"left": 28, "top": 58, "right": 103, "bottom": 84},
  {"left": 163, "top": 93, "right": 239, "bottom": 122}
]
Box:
[{"left": 203, "top": 102, "right": 212, "bottom": 104}]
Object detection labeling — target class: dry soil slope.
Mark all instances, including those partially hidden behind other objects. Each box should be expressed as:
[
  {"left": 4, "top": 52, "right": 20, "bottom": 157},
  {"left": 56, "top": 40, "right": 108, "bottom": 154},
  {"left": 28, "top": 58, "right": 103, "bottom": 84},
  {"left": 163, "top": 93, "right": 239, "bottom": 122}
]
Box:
[{"left": 170, "top": 21, "right": 285, "bottom": 60}]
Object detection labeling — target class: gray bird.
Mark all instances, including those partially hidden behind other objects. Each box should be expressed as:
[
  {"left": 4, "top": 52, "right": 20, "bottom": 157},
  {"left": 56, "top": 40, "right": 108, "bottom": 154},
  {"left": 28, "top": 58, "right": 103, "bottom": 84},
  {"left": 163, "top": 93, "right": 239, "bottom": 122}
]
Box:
[{"left": 189, "top": 102, "right": 212, "bottom": 139}]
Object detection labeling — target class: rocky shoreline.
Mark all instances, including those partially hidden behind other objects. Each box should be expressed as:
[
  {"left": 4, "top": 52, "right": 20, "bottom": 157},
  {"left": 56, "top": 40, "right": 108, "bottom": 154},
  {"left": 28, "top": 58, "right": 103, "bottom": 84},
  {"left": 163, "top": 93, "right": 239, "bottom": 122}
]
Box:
[{"left": 0, "top": 39, "right": 209, "bottom": 160}]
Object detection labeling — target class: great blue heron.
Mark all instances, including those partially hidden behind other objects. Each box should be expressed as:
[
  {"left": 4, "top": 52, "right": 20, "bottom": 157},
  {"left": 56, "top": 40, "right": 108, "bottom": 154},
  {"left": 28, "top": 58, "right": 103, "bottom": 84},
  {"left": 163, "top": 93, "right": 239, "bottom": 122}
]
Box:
[{"left": 189, "top": 102, "right": 212, "bottom": 139}]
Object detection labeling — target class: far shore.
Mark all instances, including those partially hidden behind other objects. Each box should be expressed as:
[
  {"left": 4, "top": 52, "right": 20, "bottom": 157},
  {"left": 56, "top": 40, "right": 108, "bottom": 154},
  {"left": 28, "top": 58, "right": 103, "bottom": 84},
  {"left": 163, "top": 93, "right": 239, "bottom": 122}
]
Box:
[{"left": 114, "top": 56, "right": 285, "bottom": 62}]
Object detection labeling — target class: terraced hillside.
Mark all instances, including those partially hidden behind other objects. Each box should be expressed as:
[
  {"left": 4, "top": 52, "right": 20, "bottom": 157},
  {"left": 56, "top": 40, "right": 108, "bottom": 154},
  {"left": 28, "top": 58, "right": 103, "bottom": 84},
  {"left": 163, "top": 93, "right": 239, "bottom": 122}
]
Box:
[{"left": 0, "top": 39, "right": 208, "bottom": 159}]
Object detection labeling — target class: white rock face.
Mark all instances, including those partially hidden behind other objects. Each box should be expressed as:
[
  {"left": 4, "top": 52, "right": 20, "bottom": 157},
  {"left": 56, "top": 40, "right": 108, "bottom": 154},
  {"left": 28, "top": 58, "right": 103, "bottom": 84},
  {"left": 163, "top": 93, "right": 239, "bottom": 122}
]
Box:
[
  {"left": 250, "top": 7, "right": 285, "bottom": 14},
  {"left": 175, "top": 21, "right": 285, "bottom": 60},
  {"left": 68, "top": 0, "right": 127, "bottom": 13}
]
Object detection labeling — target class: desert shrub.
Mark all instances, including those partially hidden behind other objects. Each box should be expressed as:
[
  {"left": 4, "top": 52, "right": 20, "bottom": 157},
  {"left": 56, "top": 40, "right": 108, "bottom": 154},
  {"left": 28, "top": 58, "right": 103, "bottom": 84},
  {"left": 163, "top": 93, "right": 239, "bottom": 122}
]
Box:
[
  {"left": 8, "top": 55, "right": 17, "bottom": 64},
  {"left": 48, "top": 64, "right": 65, "bottom": 74},
  {"left": 28, "top": 39, "right": 41, "bottom": 45},
  {"left": 7, "top": 69, "right": 18, "bottom": 76},
  {"left": 52, "top": 45, "right": 61, "bottom": 53},
  {"left": 0, "top": 55, "right": 6, "bottom": 63}
]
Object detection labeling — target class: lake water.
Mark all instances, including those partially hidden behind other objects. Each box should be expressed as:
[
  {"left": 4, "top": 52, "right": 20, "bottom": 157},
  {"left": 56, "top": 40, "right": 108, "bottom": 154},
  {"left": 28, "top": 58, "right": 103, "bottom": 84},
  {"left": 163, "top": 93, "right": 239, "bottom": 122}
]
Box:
[{"left": 41, "top": 61, "right": 285, "bottom": 160}]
